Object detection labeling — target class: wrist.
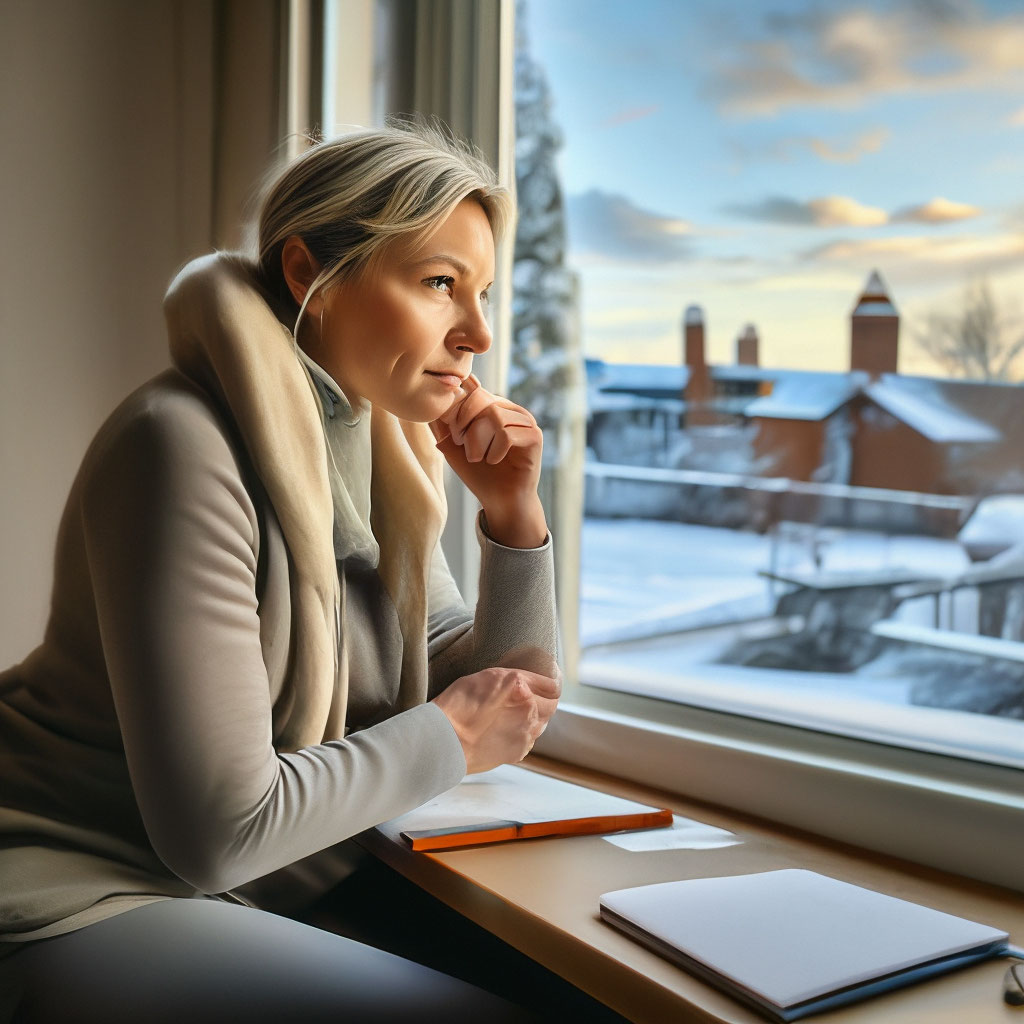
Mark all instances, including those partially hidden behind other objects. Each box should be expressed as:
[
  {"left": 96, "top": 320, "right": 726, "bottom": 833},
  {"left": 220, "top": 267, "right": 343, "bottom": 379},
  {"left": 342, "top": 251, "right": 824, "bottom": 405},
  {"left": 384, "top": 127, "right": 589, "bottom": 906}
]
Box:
[
  {"left": 481, "top": 499, "right": 548, "bottom": 548},
  {"left": 432, "top": 693, "right": 473, "bottom": 772}
]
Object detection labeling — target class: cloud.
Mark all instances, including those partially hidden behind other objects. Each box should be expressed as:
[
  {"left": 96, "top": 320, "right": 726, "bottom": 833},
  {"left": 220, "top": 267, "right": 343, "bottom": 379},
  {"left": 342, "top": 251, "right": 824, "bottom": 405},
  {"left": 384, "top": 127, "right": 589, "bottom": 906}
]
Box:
[
  {"left": 800, "top": 231, "right": 1024, "bottom": 284},
  {"left": 1010, "top": 106, "right": 1024, "bottom": 126},
  {"left": 726, "top": 194, "right": 888, "bottom": 227},
  {"left": 749, "top": 270, "right": 864, "bottom": 294},
  {"left": 566, "top": 189, "right": 694, "bottom": 263},
  {"left": 706, "top": 2, "right": 1024, "bottom": 117},
  {"left": 727, "top": 193, "right": 984, "bottom": 228},
  {"left": 892, "top": 197, "right": 983, "bottom": 223},
  {"left": 808, "top": 196, "right": 889, "bottom": 227},
  {"left": 728, "top": 127, "right": 889, "bottom": 165},
  {"left": 808, "top": 127, "right": 889, "bottom": 163},
  {"left": 602, "top": 104, "right": 660, "bottom": 128}
]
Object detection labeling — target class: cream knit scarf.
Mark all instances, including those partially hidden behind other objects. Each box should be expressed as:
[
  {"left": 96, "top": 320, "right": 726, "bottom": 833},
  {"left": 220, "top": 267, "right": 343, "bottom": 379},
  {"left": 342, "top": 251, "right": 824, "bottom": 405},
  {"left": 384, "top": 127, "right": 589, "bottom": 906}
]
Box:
[{"left": 163, "top": 253, "right": 446, "bottom": 752}]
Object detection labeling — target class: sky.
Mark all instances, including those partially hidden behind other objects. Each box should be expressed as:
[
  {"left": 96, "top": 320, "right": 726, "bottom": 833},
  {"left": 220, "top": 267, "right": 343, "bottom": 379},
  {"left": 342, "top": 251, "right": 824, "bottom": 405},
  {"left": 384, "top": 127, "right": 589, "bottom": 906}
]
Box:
[{"left": 520, "top": 0, "right": 1024, "bottom": 376}]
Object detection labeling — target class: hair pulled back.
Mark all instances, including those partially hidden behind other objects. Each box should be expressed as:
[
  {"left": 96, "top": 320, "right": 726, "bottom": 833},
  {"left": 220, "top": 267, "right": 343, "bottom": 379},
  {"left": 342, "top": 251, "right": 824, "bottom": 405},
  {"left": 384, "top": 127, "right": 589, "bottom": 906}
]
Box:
[{"left": 256, "top": 119, "right": 513, "bottom": 329}]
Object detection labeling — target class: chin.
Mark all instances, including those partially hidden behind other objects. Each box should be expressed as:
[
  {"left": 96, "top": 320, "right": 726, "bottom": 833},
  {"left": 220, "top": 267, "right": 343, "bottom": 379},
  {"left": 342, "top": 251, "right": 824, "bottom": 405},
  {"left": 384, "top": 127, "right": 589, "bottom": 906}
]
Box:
[{"left": 383, "top": 392, "right": 456, "bottom": 423}]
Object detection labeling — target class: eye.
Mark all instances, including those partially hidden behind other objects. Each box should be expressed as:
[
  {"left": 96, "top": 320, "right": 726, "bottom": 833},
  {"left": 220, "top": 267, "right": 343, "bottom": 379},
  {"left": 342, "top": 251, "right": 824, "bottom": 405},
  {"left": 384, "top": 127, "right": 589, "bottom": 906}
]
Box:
[
  {"left": 425, "top": 275, "right": 454, "bottom": 295},
  {"left": 480, "top": 289, "right": 491, "bottom": 306}
]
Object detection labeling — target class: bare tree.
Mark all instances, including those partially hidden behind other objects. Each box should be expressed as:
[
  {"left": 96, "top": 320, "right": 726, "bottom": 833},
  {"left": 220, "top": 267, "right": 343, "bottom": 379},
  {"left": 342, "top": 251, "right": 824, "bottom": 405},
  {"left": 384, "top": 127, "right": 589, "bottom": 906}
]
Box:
[{"left": 915, "top": 279, "right": 1024, "bottom": 382}]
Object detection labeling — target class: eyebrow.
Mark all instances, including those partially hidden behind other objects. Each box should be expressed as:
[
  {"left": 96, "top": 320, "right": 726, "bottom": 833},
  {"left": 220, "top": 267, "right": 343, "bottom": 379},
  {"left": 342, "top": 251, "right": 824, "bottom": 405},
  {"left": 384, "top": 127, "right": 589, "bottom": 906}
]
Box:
[{"left": 411, "top": 253, "right": 493, "bottom": 285}]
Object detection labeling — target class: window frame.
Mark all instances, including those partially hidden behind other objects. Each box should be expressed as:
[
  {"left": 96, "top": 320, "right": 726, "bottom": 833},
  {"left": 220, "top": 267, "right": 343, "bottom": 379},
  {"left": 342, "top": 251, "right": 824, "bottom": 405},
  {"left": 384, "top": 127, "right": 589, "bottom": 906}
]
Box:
[
  {"left": 376, "top": 0, "right": 1024, "bottom": 896},
  {"left": 534, "top": 685, "right": 1024, "bottom": 893}
]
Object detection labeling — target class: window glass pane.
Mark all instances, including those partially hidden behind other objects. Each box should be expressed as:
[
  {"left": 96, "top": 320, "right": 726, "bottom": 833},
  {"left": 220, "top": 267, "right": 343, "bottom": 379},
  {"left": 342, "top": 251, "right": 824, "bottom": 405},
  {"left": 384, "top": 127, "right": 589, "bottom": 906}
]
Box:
[{"left": 513, "top": 0, "right": 1024, "bottom": 768}]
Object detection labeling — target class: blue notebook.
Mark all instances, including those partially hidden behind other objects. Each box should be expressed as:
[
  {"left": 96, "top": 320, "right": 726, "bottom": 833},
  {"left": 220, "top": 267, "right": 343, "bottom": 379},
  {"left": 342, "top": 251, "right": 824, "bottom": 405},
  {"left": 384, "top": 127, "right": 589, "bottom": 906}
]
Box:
[{"left": 600, "top": 869, "right": 1010, "bottom": 1022}]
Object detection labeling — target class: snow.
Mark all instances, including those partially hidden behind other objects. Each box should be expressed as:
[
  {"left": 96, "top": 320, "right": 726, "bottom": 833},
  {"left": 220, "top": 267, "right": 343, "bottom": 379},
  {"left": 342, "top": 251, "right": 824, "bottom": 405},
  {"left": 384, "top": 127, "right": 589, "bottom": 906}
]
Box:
[
  {"left": 852, "top": 300, "right": 898, "bottom": 316},
  {"left": 713, "top": 364, "right": 777, "bottom": 382},
  {"left": 580, "top": 517, "right": 987, "bottom": 700},
  {"left": 588, "top": 361, "right": 690, "bottom": 394},
  {"left": 580, "top": 518, "right": 775, "bottom": 645},
  {"left": 580, "top": 517, "right": 969, "bottom": 647},
  {"left": 958, "top": 495, "right": 1024, "bottom": 560},
  {"left": 587, "top": 392, "right": 685, "bottom": 415},
  {"left": 745, "top": 370, "right": 865, "bottom": 421},
  {"left": 871, "top": 621, "right": 1024, "bottom": 663},
  {"left": 865, "top": 378, "right": 999, "bottom": 443}
]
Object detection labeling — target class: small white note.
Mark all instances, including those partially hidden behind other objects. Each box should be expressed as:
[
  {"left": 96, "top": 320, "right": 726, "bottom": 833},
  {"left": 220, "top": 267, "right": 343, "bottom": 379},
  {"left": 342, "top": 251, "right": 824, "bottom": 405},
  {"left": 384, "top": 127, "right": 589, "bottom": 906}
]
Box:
[{"left": 603, "top": 814, "right": 740, "bottom": 852}]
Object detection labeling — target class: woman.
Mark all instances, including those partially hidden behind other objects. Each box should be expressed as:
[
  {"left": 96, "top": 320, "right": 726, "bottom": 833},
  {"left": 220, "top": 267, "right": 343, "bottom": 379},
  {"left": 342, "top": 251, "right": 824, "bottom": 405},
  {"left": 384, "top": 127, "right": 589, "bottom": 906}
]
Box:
[{"left": 0, "top": 122, "right": 561, "bottom": 1021}]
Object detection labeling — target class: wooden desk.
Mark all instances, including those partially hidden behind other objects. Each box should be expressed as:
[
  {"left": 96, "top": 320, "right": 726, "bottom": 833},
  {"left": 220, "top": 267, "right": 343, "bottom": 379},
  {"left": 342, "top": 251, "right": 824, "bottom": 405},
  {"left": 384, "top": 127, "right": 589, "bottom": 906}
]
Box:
[{"left": 358, "top": 756, "right": 1024, "bottom": 1024}]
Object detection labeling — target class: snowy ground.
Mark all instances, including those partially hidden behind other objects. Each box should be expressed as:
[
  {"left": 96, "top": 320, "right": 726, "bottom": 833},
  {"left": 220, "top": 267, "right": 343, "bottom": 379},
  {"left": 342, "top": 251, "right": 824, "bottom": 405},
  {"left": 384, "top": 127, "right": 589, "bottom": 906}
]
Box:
[
  {"left": 580, "top": 517, "right": 972, "bottom": 648},
  {"left": 578, "top": 518, "right": 1024, "bottom": 728}
]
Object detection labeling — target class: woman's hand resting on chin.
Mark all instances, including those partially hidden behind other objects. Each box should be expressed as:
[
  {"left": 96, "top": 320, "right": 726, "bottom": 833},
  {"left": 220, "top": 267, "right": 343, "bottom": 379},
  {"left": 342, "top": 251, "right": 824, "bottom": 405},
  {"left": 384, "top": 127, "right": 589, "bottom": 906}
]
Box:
[{"left": 429, "top": 375, "right": 547, "bottom": 548}]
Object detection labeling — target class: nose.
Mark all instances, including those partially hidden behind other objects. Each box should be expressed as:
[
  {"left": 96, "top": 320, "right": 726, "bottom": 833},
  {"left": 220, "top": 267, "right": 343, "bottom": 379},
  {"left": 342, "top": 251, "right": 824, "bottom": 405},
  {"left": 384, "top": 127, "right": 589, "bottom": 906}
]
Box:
[{"left": 449, "top": 300, "right": 492, "bottom": 355}]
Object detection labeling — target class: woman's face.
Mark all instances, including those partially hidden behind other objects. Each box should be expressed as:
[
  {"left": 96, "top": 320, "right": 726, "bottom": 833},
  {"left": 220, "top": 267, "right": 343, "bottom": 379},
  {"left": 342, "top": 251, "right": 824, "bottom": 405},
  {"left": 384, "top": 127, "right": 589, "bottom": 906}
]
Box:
[{"left": 313, "top": 198, "right": 495, "bottom": 423}]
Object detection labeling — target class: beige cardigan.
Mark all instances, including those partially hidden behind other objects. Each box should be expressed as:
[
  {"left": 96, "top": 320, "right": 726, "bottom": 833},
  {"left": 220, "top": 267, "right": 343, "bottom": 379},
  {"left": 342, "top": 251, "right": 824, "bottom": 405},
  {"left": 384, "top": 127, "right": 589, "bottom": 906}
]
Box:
[{"left": 0, "top": 367, "right": 557, "bottom": 949}]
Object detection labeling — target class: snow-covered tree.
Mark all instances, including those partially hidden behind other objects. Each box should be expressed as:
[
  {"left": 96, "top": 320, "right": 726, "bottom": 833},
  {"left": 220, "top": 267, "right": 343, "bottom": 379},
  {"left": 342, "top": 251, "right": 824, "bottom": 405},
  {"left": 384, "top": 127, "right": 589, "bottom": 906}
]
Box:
[{"left": 511, "top": 0, "right": 579, "bottom": 426}]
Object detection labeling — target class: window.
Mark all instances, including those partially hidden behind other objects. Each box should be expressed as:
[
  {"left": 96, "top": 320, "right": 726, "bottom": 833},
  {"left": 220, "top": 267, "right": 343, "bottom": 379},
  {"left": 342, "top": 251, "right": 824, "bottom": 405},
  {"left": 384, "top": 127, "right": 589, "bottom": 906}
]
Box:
[
  {"left": 515, "top": 0, "right": 1024, "bottom": 888},
  {"left": 321, "top": 0, "right": 1024, "bottom": 890}
]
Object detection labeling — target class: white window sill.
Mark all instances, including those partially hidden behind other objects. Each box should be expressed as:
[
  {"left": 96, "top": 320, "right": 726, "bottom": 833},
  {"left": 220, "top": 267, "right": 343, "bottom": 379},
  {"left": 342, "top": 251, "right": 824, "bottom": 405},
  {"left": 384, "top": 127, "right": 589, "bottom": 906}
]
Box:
[
  {"left": 580, "top": 660, "right": 1024, "bottom": 771},
  {"left": 534, "top": 689, "right": 1024, "bottom": 894}
]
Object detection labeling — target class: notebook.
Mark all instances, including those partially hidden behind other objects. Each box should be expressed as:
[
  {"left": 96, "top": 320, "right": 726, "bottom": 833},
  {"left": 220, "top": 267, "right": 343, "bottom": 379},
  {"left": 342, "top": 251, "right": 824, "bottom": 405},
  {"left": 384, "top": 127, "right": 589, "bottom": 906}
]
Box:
[
  {"left": 600, "top": 869, "right": 1010, "bottom": 1022},
  {"left": 385, "top": 764, "right": 672, "bottom": 851}
]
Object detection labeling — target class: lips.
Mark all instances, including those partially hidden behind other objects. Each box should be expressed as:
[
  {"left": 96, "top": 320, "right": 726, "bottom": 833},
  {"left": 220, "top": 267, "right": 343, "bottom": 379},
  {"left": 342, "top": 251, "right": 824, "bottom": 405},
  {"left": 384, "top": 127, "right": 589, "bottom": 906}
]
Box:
[{"left": 425, "top": 371, "right": 466, "bottom": 387}]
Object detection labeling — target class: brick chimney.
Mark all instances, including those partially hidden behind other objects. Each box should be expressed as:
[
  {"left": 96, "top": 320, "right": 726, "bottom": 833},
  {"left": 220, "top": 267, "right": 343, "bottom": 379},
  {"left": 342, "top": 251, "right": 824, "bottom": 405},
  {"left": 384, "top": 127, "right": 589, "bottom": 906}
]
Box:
[
  {"left": 684, "top": 304, "right": 705, "bottom": 368},
  {"left": 736, "top": 323, "right": 759, "bottom": 366},
  {"left": 850, "top": 270, "right": 899, "bottom": 377},
  {"left": 683, "top": 304, "right": 713, "bottom": 423}
]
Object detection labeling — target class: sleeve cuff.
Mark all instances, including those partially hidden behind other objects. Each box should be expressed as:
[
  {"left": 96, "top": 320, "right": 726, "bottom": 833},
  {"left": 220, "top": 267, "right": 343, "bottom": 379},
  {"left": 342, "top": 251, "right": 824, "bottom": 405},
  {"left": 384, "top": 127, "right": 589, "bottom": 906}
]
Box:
[
  {"left": 477, "top": 510, "right": 552, "bottom": 553},
  {"left": 398, "top": 701, "right": 468, "bottom": 789}
]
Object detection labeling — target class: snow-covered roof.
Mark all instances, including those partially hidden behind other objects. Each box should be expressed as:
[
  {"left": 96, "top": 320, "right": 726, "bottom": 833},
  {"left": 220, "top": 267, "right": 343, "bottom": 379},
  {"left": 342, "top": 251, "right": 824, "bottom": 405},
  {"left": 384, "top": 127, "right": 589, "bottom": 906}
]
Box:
[
  {"left": 588, "top": 391, "right": 685, "bottom": 414},
  {"left": 745, "top": 370, "right": 866, "bottom": 421},
  {"left": 865, "top": 376, "right": 1000, "bottom": 443},
  {"left": 588, "top": 361, "right": 690, "bottom": 394},
  {"left": 711, "top": 364, "right": 776, "bottom": 382}
]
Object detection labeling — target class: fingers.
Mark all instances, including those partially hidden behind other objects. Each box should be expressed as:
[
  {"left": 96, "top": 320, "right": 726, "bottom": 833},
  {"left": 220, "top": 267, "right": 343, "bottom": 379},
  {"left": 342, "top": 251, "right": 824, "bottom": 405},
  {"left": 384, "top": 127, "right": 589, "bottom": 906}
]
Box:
[
  {"left": 442, "top": 380, "right": 536, "bottom": 445},
  {"left": 531, "top": 694, "right": 559, "bottom": 722},
  {"left": 515, "top": 669, "right": 562, "bottom": 700},
  {"left": 435, "top": 663, "right": 559, "bottom": 772},
  {"left": 445, "top": 387, "right": 493, "bottom": 442},
  {"left": 459, "top": 411, "right": 537, "bottom": 464},
  {"left": 497, "top": 669, "right": 560, "bottom": 701},
  {"left": 427, "top": 375, "right": 480, "bottom": 444}
]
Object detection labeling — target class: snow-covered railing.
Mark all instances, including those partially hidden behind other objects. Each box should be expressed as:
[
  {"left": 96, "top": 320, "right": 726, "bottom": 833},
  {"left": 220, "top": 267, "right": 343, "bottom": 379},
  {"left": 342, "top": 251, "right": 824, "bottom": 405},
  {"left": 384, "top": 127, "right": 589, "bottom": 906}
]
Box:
[
  {"left": 584, "top": 461, "right": 975, "bottom": 537},
  {"left": 871, "top": 620, "right": 1024, "bottom": 664}
]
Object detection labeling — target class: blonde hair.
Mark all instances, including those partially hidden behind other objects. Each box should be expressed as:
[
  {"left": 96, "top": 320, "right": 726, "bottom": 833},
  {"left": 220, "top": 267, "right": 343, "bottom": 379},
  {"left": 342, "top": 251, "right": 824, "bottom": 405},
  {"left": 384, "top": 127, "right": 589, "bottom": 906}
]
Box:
[{"left": 256, "top": 118, "right": 513, "bottom": 330}]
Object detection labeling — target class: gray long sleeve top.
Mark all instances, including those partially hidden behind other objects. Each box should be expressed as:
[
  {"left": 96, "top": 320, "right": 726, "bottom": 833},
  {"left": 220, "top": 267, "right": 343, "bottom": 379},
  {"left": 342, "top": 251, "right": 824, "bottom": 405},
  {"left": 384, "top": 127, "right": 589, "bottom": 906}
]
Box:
[{"left": 0, "top": 367, "right": 558, "bottom": 948}]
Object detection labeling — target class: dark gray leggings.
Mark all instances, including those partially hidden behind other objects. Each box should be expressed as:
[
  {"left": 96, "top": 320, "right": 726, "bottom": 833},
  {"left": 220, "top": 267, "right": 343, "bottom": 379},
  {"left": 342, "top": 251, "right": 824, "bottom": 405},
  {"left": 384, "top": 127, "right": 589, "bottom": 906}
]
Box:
[{"left": 0, "top": 898, "right": 541, "bottom": 1023}]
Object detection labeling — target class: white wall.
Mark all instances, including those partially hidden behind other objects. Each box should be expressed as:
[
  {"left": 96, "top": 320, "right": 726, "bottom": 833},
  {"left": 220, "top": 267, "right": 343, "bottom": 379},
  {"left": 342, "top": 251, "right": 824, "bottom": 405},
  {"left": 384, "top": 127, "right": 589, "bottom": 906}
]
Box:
[{"left": 0, "top": 1, "right": 221, "bottom": 663}]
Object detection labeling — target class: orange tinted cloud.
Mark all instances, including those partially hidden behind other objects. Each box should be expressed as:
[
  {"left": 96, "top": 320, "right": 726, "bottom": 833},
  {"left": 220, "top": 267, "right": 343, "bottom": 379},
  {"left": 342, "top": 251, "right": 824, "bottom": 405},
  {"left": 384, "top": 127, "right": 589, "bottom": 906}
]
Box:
[
  {"left": 892, "top": 197, "right": 983, "bottom": 223},
  {"left": 603, "top": 104, "right": 661, "bottom": 127},
  {"left": 727, "top": 194, "right": 887, "bottom": 227}
]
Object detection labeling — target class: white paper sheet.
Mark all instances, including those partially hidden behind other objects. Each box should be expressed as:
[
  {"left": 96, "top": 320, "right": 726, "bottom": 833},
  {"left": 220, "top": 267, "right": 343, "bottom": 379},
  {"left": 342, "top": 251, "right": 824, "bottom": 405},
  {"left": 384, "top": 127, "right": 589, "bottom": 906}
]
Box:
[{"left": 603, "top": 814, "right": 739, "bottom": 851}]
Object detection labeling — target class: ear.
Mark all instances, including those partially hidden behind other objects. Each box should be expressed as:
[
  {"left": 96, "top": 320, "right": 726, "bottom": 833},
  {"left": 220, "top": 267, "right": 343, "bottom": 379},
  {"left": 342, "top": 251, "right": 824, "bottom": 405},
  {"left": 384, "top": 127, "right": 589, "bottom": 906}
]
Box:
[{"left": 280, "top": 235, "right": 324, "bottom": 314}]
